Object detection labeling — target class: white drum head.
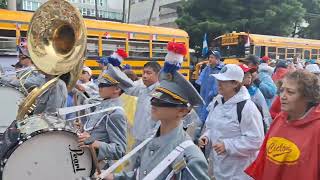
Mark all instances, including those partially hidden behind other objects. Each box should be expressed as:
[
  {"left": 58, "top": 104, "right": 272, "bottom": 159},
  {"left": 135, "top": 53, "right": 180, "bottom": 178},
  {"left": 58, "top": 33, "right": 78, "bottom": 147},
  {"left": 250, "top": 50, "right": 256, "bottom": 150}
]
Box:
[
  {"left": 0, "top": 86, "right": 25, "bottom": 133},
  {"left": 2, "top": 131, "right": 92, "bottom": 180}
]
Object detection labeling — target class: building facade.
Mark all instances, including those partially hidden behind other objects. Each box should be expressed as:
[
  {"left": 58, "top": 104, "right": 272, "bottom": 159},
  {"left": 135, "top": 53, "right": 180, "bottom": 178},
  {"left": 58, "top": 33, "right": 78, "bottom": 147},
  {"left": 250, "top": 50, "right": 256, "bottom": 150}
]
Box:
[
  {"left": 16, "top": 0, "right": 123, "bottom": 21},
  {"left": 129, "top": 0, "right": 182, "bottom": 28}
]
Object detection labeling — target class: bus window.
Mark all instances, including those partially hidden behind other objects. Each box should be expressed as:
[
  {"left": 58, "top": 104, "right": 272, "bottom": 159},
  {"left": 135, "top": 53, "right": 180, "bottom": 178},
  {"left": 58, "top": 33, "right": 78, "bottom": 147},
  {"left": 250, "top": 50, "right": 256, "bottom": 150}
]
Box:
[
  {"left": 254, "top": 46, "right": 261, "bottom": 57},
  {"left": 152, "top": 41, "right": 167, "bottom": 59},
  {"left": 87, "top": 36, "right": 99, "bottom": 57},
  {"left": 304, "top": 50, "right": 310, "bottom": 59},
  {"left": 128, "top": 40, "right": 150, "bottom": 58},
  {"left": 287, "top": 48, "right": 295, "bottom": 59},
  {"left": 296, "top": 48, "right": 303, "bottom": 58},
  {"left": 261, "top": 46, "right": 266, "bottom": 57},
  {"left": 311, "top": 49, "right": 318, "bottom": 59},
  {"left": 0, "top": 30, "right": 16, "bottom": 56},
  {"left": 268, "top": 47, "right": 276, "bottom": 59},
  {"left": 277, "top": 48, "right": 286, "bottom": 59},
  {"left": 102, "top": 38, "right": 126, "bottom": 56}
]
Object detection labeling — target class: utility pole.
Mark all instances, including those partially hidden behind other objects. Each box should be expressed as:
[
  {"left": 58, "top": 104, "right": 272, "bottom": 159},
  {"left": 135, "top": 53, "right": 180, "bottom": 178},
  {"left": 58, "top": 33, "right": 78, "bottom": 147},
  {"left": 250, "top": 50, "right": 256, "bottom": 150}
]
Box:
[
  {"left": 122, "top": 0, "right": 126, "bottom": 23},
  {"left": 95, "top": 0, "right": 99, "bottom": 20},
  {"left": 127, "top": 0, "right": 131, "bottom": 23},
  {"left": 148, "top": 0, "right": 156, "bottom": 25}
]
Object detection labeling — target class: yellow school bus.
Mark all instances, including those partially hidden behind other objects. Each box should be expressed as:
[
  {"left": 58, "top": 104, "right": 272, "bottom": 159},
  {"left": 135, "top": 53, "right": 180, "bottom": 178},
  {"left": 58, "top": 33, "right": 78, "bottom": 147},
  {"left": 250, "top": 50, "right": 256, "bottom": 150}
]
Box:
[
  {"left": 214, "top": 32, "right": 320, "bottom": 64},
  {"left": 0, "top": 9, "right": 190, "bottom": 78}
]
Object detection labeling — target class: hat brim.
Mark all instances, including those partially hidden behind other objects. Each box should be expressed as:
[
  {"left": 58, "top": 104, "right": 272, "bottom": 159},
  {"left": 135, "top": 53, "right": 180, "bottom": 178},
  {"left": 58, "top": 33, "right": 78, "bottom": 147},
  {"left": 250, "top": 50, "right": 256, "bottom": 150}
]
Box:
[{"left": 211, "top": 74, "right": 234, "bottom": 81}]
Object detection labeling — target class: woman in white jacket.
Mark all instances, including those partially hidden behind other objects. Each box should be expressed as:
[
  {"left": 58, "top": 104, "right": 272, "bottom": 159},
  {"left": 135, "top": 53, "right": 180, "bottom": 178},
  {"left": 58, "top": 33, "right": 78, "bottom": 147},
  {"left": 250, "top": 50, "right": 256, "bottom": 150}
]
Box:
[{"left": 199, "top": 64, "right": 265, "bottom": 180}]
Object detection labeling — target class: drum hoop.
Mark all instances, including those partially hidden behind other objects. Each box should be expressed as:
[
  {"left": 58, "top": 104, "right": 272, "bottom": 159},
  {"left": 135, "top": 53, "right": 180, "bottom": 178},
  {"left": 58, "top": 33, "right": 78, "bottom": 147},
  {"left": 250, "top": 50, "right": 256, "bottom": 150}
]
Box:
[
  {"left": 0, "top": 83, "right": 27, "bottom": 96},
  {"left": 0, "top": 128, "right": 77, "bottom": 173}
]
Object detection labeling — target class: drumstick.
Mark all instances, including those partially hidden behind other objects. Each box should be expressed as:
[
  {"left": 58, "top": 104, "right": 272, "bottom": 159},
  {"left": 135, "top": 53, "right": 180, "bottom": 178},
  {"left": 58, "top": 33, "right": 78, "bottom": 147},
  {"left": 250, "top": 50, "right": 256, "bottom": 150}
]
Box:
[
  {"left": 89, "top": 145, "right": 101, "bottom": 175},
  {"left": 73, "top": 92, "right": 101, "bottom": 175}
]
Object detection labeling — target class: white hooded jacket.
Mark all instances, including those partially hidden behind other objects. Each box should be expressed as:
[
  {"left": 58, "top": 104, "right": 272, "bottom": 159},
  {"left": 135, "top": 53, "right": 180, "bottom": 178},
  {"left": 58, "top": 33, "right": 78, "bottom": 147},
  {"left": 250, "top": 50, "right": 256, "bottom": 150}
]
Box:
[{"left": 203, "top": 86, "right": 264, "bottom": 180}]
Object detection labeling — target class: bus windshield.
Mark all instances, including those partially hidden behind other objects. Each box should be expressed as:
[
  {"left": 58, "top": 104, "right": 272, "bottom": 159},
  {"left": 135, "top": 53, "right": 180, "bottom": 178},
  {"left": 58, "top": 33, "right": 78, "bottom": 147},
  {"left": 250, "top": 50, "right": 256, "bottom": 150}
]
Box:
[
  {"left": 213, "top": 35, "right": 246, "bottom": 59},
  {"left": 220, "top": 44, "right": 245, "bottom": 59}
]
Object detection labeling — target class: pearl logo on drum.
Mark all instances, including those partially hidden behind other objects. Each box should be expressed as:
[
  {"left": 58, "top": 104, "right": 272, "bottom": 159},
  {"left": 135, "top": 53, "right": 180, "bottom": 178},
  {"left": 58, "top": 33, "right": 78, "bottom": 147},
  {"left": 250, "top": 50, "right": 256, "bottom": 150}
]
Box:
[{"left": 69, "top": 145, "right": 86, "bottom": 173}]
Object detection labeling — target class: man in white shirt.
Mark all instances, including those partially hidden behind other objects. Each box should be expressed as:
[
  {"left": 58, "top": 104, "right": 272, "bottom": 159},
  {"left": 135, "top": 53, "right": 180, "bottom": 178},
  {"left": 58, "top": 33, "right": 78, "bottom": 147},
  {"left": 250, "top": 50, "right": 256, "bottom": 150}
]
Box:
[{"left": 124, "top": 62, "right": 161, "bottom": 144}]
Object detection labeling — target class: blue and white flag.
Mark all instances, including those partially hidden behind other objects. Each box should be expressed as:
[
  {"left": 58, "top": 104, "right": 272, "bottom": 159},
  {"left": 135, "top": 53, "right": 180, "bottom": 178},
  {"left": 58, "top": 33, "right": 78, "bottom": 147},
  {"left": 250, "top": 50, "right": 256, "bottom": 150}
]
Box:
[{"left": 202, "top": 33, "right": 208, "bottom": 57}]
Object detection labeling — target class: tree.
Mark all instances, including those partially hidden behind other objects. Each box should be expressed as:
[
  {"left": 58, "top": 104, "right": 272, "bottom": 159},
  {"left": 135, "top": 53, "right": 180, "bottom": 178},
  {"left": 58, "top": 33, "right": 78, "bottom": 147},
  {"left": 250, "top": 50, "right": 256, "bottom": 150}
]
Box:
[
  {"left": 176, "top": 0, "right": 306, "bottom": 48},
  {"left": 298, "top": 0, "right": 320, "bottom": 39},
  {"left": 0, "top": 0, "right": 7, "bottom": 9}
]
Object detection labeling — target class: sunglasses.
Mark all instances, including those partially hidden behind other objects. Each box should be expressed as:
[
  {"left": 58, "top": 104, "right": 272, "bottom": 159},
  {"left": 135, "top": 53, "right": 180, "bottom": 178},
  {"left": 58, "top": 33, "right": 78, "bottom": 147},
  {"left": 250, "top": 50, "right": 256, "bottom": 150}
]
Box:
[
  {"left": 98, "top": 83, "right": 116, "bottom": 88},
  {"left": 20, "top": 56, "right": 29, "bottom": 60},
  {"left": 150, "top": 97, "right": 187, "bottom": 108}
]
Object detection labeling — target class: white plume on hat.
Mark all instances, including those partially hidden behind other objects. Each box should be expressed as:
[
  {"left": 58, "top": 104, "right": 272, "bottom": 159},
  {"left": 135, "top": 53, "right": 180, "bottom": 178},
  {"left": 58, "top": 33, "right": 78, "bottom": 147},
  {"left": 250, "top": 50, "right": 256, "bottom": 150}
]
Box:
[{"left": 165, "top": 42, "right": 187, "bottom": 65}]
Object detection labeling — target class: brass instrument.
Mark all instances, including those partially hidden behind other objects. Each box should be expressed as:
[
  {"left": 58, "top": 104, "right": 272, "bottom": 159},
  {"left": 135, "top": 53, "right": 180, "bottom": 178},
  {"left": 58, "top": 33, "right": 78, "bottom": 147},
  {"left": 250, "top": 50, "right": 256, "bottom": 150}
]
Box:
[{"left": 17, "top": 0, "right": 87, "bottom": 121}]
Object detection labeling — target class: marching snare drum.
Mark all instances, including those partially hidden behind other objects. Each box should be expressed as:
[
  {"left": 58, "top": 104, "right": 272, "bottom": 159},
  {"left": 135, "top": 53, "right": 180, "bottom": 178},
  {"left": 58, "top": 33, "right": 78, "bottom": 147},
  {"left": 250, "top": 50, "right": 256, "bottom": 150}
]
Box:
[
  {"left": 0, "top": 83, "right": 26, "bottom": 134},
  {"left": 0, "top": 115, "right": 93, "bottom": 180}
]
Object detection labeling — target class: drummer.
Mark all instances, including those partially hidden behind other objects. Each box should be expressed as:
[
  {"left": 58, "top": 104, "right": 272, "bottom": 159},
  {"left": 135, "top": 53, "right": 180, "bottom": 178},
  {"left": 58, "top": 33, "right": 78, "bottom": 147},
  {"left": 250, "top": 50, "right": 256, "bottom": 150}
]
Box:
[
  {"left": 103, "top": 42, "right": 210, "bottom": 180},
  {"left": 78, "top": 63, "right": 133, "bottom": 169},
  {"left": 1, "top": 44, "right": 46, "bottom": 91}
]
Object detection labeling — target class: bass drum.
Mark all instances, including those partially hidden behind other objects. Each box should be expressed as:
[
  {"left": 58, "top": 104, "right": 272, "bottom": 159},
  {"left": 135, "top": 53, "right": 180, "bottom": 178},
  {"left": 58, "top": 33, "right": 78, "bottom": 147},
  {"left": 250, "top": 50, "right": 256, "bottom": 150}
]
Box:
[
  {"left": 0, "top": 83, "right": 26, "bottom": 134},
  {"left": 0, "top": 115, "right": 93, "bottom": 180}
]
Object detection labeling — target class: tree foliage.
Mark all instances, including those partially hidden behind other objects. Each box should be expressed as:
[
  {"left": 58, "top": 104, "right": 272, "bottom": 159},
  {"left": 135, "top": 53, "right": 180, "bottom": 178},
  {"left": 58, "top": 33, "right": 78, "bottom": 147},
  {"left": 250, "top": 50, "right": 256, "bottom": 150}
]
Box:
[
  {"left": 176, "top": 0, "right": 306, "bottom": 48},
  {"left": 0, "top": 0, "right": 7, "bottom": 9},
  {"left": 298, "top": 0, "right": 320, "bottom": 39}
]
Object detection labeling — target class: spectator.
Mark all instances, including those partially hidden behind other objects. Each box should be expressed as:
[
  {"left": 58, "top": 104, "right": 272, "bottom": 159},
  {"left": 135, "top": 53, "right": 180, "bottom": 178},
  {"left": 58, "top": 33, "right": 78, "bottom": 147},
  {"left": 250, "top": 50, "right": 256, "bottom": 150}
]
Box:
[
  {"left": 199, "top": 64, "right": 264, "bottom": 180},
  {"left": 239, "top": 64, "right": 272, "bottom": 131},
  {"left": 195, "top": 50, "right": 224, "bottom": 123},
  {"left": 259, "top": 56, "right": 274, "bottom": 76},
  {"left": 270, "top": 61, "right": 290, "bottom": 119},
  {"left": 247, "top": 55, "right": 277, "bottom": 107},
  {"left": 246, "top": 70, "right": 320, "bottom": 180},
  {"left": 305, "top": 64, "right": 320, "bottom": 76}
]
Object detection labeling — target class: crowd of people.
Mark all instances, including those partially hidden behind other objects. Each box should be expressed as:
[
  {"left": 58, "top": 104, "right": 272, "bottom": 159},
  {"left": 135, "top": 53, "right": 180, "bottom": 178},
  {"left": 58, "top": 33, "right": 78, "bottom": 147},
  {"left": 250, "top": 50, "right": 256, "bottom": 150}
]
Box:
[
  {"left": 0, "top": 40, "right": 320, "bottom": 179},
  {"left": 196, "top": 52, "right": 320, "bottom": 180}
]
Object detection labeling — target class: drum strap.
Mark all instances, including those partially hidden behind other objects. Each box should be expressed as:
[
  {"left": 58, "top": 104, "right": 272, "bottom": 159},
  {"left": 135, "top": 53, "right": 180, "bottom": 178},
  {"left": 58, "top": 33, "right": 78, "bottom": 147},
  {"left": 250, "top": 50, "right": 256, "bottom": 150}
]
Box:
[
  {"left": 143, "top": 140, "right": 195, "bottom": 180},
  {"left": 82, "top": 106, "right": 124, "bottom": 131},
  {"left": 57, "top": 102, "right": 101, "bottom": 116}
]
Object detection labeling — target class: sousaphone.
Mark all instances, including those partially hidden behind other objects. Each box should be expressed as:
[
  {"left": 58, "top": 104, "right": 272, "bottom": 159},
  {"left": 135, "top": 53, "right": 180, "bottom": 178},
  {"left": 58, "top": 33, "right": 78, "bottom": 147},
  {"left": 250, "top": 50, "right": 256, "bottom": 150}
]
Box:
[{"left": 16, "top": 0, "right": 87, "bottom": 120}]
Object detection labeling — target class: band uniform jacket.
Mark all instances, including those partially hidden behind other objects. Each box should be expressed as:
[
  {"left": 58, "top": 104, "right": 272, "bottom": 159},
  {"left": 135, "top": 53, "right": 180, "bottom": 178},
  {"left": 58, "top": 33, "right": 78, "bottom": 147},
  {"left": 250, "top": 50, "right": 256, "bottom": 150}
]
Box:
[
  {"left": 114, "top": 123, "right": 210, "bottom": 180},
  {"left": 83, "top": 97, "right": 127, "bottom": 168},
  {"left": 33, "top": 78, "right": 67, "bottom": 114}
]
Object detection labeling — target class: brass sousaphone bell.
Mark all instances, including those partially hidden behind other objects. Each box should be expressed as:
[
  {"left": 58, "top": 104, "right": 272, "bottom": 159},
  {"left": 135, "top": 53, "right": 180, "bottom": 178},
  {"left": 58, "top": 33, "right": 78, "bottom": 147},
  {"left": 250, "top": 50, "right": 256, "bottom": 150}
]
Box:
[{"left": 16, "top": 0, "right": 87, "bottom": 120}]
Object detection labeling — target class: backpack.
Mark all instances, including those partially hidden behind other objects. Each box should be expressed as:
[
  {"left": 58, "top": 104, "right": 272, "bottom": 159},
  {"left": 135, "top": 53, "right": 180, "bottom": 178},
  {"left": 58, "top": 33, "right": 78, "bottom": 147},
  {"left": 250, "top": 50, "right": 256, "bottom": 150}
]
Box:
[{"left": 214, "top": 100, "right": 267, "bottom": 134}]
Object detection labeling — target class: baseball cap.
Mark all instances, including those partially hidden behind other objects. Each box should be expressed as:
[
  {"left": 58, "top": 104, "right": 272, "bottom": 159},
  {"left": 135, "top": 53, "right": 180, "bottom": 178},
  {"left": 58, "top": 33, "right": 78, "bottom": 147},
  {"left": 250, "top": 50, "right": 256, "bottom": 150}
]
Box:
[
  {"left": 239, "top": 64, "right": 257, "bottom": 73},
  {"left": 261, "top": 56, "right": 270, "bottom": 63},
  {"left": 211, "top": 64, "right": 244, "bottom": 82},
  {"left": 82, "top": 66, "right": 92, "bottom": 76},
  {"left": 305, "top": 64, "right": 320, "bottom": 74},
  {"left": 207, "top": 50, "right": 221, "bottom": 59}
]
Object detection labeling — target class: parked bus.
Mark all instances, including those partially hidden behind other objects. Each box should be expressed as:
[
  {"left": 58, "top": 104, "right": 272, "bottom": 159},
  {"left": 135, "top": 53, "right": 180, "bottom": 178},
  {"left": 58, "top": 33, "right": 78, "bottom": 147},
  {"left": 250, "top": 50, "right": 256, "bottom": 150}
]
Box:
[
  {"left": 0, "top": 9, "right": 190, "bottom": 78},
  {"left": 214, "top": 31, "right": 320, "bottom": 64},
  {"left": 191, "top": 32, "right": 320, "bottom": 80}
]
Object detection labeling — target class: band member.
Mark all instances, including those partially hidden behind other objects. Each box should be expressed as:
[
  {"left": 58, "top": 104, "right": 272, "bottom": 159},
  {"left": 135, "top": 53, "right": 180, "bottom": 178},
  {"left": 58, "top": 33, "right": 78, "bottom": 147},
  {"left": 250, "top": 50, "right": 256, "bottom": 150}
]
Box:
[
  {"left": 103, "top": 42, "right": 210, "bottom": 180},
  {"left": 75, "top": 66, "right": 99, "bottom": 98},
  {"left": 78, "top": 63, "right": 133, "bottom": 169},
  {"left": 1, "top": 45, "right": 46, "bottom": 91}
]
